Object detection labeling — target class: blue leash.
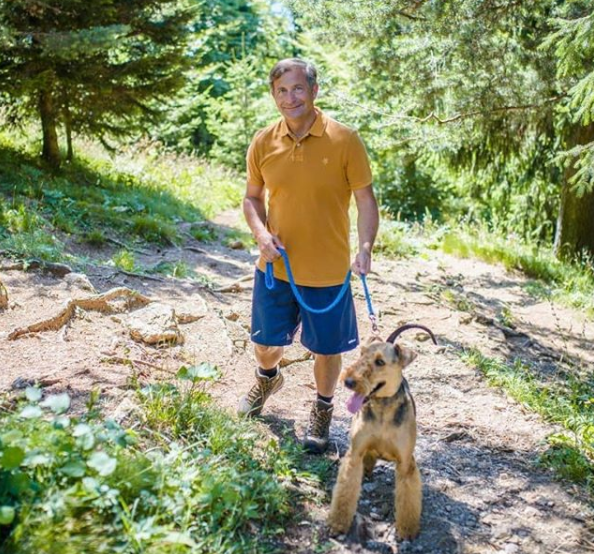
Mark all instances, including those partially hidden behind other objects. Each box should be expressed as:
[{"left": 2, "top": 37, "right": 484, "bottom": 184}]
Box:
[{"left": 265, "top": 248, "right": 378, "bottom": 331}]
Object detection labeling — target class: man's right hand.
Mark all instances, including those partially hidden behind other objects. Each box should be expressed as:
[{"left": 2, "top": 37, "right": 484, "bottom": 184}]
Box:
[{"left": 256, "top": 231, "right": 284, "bottom": 262}]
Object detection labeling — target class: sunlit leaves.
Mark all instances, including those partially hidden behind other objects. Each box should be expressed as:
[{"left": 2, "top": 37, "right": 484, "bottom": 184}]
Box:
[{"left": 87, "top": 451, "right": 117, "bottom": 476}]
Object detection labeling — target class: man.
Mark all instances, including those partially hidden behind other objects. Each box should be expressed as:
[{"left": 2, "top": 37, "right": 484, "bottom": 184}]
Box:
[{"left": 238, "top": 58, "right": 379, "bottom": 454}]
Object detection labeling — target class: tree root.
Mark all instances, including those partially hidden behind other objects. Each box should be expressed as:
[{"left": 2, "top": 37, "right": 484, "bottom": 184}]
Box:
[
  {"left": 0, "top": 258, "right": 72, "bottom": 277},
  {"left": 279, "top": 350, "right": 313, "bottom": 368},
  {"left": 0, "top": 280, "right": 8, "bottom": 309},
  {"left": 8, "top": 287, "right": 154, "bottom": 340},
  {"left": 214, "top": 274, "right": 253, "bottom": 293}
]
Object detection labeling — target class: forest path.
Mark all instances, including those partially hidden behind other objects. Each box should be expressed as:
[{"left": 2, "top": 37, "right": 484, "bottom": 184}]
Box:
[{"left": 1, "top": 209, "right": 592, "bottom": 554}]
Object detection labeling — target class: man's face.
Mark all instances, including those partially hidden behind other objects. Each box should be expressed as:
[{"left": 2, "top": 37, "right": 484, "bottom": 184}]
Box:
[{"left": 271, "top": 68, "right": 318, "bottom": 123}]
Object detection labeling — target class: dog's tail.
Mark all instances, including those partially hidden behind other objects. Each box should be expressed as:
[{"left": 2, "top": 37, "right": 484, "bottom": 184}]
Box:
[{"left": 386, "top": 323, "right": 437, "bottom": 345}]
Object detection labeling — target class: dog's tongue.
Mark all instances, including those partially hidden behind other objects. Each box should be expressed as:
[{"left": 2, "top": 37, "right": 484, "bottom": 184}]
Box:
[{"left": 346, "top": 392, "right": 366, "bottom": 414}]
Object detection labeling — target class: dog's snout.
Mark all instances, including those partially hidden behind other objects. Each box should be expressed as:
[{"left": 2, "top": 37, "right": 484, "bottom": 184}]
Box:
[{"left": 344, "top": 377, "right": 356, "bottom": 390}]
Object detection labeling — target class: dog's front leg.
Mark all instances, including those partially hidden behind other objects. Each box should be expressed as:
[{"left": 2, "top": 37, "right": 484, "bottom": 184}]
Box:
[
  {"left": 395, "top": 454, "right": 422, "bottom": 539},
  {"left": 327, "top": 447, "right": 365, "bottom": 534}
]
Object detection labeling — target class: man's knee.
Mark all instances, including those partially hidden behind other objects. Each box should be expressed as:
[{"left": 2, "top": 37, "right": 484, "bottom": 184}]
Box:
[
  {"left": 315, "top": 353, "right": 341, "bottom": 362},
  {"left": 255, "top": 344, "right": 283, "bottom": 356},
  {"left": 254, "top": 344, "right": 284, "bottom": 368}
]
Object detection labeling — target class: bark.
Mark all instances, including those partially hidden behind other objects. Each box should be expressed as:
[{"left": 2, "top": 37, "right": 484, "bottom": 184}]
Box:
[
  {"left": 39, "top": 88, "right": 61, "bottom": 167},
  {"left": 64, "top": 95, "right": 73, "bottom": 162},
  {"left": 554, "top": 124, "right": 594, "bottom": 260}
]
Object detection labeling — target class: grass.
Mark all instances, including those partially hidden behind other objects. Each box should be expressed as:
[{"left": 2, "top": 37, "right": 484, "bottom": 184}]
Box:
[
  {"left": 0, "top": 367, "right": 330, "bottom": 553},
  {"left": 461, "top": 349, "right": 594, "bottom": 495},
  {"left": 0, "top": 130, "right": 244, "bottom": 265},
  {"left": 442, "top": 226, "right": 594, "bottom": 317}
]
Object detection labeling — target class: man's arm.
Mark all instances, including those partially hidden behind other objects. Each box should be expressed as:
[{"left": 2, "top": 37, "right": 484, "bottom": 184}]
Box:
[
  {"left": 243, "top": 182, "right": 283, "bottom": 262},
  {"left": 352, "top": 185, "right": 379, "bottom": 275}
]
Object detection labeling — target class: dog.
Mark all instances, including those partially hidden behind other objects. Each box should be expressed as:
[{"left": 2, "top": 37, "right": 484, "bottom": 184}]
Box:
[{"left": 327, "top": 324, "right": 437, "bottom": 540}]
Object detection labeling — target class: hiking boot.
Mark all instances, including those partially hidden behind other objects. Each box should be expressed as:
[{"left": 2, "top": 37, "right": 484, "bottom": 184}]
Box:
[
  {"left": 237, "top": 368, "right": 284, "bottom": 417},
  {"left": 303, "top": 399, "right": 333, "bottom": 454}
]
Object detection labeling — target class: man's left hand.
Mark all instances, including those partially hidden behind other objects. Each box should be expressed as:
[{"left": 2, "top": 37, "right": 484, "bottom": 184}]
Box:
[{"left": 351, "top": 250, "right": 372, "bottom": 276}]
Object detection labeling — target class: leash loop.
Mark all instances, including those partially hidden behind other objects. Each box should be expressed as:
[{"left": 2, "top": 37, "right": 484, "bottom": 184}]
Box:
[{"left": 265, "top": 248, "right": 378, "bottom": 330}]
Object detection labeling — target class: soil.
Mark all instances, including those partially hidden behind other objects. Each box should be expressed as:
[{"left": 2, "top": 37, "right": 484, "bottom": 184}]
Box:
[{"left": 1, "top": 209, "right": 593, "bottom": 554}]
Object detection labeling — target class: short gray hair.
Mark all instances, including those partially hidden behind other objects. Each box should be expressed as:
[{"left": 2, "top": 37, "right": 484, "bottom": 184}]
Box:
[{"left": 268, "top": 58, "right": 318, "bottom": 91}]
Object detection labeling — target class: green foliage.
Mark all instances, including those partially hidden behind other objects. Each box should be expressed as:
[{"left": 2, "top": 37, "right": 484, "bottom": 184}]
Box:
[
  {"left": 159, "top": 0, "right": 293, "bottom": 164},
  {"left": 0, "top": 132, "right": 244, "bottom": 264},
  {"left": 130, "top": 215, "right": 178, "bottom": 245},
  {"left": 441, "top": 226, "right": 594, "bottom": 316},
  {"left": 0, "top": 367, "right": 321, "bottom": 553},
  {"left": 461, "top": 349, "right": 594, "bottom": 495},
  {"left": 0, "top": 0, "right": 194, "bottom": 166},
  {"left": 149, "top": 260, "right": 193, "bottom": 279},
  {"left": 83, "top": 230, "right": 107, "bottom": 247},
  {"left": 293, "top": 0, "right": 594, "bottom": 257},
  {"left": 374, "top": 219, "right": 418, "bottom": 259},
  {"left": 112, "top": 250, "right": 136, "bottom": 273}
]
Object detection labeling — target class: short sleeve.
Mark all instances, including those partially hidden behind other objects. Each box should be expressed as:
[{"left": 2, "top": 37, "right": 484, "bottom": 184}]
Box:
[
  {"left": 246, "top": 133, "right": 265, "bottom": 187},
  {"left": 346, "top": 131, "right": 373, "bottom": 190}
]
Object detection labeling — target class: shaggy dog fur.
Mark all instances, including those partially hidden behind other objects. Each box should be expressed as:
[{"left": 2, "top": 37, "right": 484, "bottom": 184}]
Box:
[{"left": 327, "top": 324, "right": 436, "bottom": 540}]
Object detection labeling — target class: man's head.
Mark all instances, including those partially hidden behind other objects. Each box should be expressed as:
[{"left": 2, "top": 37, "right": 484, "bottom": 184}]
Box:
[{"left": 269, "top": 58, "right": 319, "bottom": 124}]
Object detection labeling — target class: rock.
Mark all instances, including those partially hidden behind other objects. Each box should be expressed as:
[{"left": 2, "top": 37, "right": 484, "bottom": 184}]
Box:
[
  {"left": 228, "top": 240, "right": 245, "bottom": 250},
  {"left": 64, "top": 272, "right": 96, "bottom": 292},
  {"left": 363, "top": 481, "right": 378, "bottom": 493},
  {"left": 503, "top": 544, "right": 520, "bottom": 554},
  {"left": 127, "top": 303, "right": 183, "bottom": 345},
  {"left": 176, "top": 297, "right": 208, "bottom": 324}
]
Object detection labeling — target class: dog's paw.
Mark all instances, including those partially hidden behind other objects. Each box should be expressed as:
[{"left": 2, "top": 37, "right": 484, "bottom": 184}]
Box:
[
  {"left": 327, "top": 512, "right": 351, "bottom": 536},
  {"left": 396, "top": 522, "right": 420, "bottom": 541}
]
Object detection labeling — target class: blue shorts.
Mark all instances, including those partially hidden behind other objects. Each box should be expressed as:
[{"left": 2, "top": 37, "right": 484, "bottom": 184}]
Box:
[{"left": 251, "top": 269, "right": 359, "bottom": 355}]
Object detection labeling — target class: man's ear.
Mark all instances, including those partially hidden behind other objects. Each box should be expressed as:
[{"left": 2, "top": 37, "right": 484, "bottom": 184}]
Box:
[{"left": 395, "top": 345, "right": 417, "bottom": 368}]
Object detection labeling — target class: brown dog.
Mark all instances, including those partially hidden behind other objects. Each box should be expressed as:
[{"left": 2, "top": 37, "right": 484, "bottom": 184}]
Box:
[{"left": 327, "top": 324, "right": 436, "bottom": 540}]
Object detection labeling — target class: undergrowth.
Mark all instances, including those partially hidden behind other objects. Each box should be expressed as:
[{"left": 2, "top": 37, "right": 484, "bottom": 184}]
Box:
[
  {"left": 442, "top": 227, "right": 594, "bottom": 317},
  {"left": 0, "top": 366, "right": 328, "bottom": 553},
  {"left": 461, "top": 349, "right": 594, "bottom": 495},
  {"left": 0, "top": 131, "right": 243, "bottom": 264}
]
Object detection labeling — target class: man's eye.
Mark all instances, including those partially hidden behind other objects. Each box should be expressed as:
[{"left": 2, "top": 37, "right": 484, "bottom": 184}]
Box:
[{"left": 374, "top": 359, "right": 385, "bottom": 367}]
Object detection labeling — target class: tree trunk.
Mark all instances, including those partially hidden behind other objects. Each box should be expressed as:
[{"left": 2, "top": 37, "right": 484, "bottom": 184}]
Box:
[
  {"left": 554, "top": 124, "right": 594, "bottom": 260},
  {"left": 39, "top": 88, "right": 61, "bottom": 167},
  {"left": 64, "top": 99, "right": 73, "bottom": 163}
]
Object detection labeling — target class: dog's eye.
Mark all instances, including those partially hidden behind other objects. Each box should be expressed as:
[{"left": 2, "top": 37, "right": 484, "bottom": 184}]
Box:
[{"left": 374, "top": 359, "right": 385, "bottom": 367}]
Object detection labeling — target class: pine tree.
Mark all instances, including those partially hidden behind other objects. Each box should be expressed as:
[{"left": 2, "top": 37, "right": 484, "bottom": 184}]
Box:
[
  {"left": 293, "top": 0, "right": 594, "bottom": 259},
  {"left": 0, "top": 0, "right": 194, "bottom": 167}
]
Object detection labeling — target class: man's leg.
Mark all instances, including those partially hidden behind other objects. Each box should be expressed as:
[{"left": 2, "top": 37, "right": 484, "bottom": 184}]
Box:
[
  {"left": 313, "top": 353, "right": 342, "bottom": 398},
  {"left": 255, "top": 344, "right": 284, "bottom": 370},
  {"left": 302, "top": 353, "right": 342, "bottom": 454},
  {"left": 238, "top": 270, "right": 299, "bottom": 417},
  {"left": 238, "top": 344, "right": 285, "bottom": 417}
]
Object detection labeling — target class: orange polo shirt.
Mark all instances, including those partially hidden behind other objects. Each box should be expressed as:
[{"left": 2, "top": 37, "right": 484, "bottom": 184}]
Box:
[{"left": 246, "top": 109, "right": 372, "bottom": 287}]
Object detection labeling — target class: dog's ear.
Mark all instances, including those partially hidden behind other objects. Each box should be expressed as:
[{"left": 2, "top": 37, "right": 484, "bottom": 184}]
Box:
[
  {"left": 365, "top": 335, "right": 382, "bottom": 346},
  {"left": 394, "top": 344, "right": 417, "bottom": 368}
]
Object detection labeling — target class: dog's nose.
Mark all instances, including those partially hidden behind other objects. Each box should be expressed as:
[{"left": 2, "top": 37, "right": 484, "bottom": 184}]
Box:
[{"left": 344, "top": 377, "right": 356, "bottom": 390}]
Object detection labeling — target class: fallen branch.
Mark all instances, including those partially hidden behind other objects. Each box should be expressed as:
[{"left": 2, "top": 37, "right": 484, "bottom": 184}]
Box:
[
  {"left": 116, "top": 269, "right": 166, "bottom": 282},
  {"left": 183, "top": 245, "right": 209, "bottom": 255},
  {"left": 0, "top": 259, "right": 72, "bottom": 277},
  {"left": 214, "top": 274, "right": 253, "bottom": 293},
  {"left": 8, "top": 287, "right": 153, "bottom": 340},
  {"left": 103, "top": 356, "right": 165, "bottom": 371}
]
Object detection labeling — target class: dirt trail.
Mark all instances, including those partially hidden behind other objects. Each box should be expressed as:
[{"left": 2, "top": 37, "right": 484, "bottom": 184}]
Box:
[{"left": 1, "top": 211, "right": 593, "bottom": 554}]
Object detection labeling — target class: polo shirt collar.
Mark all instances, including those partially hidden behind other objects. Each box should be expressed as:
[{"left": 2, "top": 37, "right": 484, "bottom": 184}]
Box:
[{"left": 279, "top": 109, "right": 327, "bottom": 138}]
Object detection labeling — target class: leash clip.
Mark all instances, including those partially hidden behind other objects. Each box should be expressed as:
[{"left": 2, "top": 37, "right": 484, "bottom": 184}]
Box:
[{"left": 368, "top": 313, "right": 380, "bottom": 336}]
